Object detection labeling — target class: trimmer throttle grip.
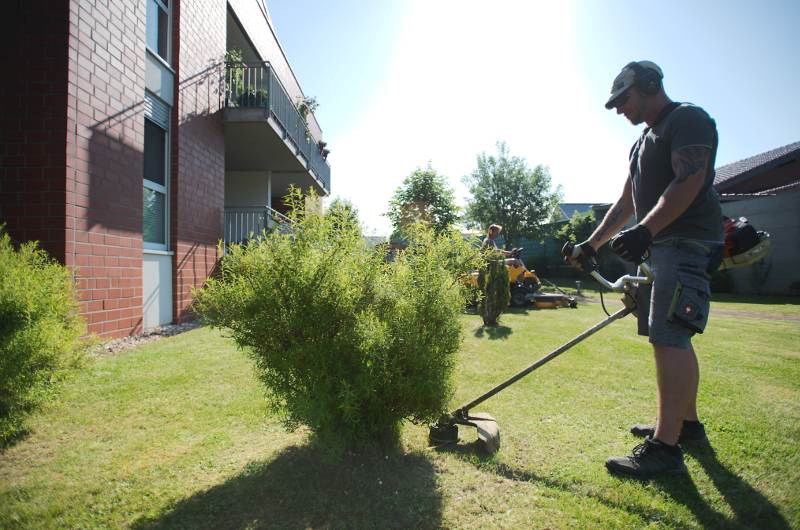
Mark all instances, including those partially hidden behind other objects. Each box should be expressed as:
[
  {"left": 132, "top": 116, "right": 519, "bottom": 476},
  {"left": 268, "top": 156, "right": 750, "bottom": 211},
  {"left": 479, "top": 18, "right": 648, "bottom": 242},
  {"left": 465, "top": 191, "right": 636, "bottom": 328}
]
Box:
[{"left": 561, "top": 241, "right": 597, "bottom": 273}]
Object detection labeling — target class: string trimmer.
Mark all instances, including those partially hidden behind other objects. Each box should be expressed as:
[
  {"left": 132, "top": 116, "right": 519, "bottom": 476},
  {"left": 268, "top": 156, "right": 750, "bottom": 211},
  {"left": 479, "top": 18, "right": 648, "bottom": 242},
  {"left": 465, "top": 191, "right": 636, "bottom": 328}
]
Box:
[{"left": 428, "top": 246, "right": 652, "bottom": 453}]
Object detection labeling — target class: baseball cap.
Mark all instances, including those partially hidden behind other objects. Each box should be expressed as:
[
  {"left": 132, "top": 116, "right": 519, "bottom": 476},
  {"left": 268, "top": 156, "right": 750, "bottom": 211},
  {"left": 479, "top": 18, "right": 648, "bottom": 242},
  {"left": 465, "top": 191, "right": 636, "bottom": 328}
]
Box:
[{"left": 604, "top": 60, "right": 663, "bottom": 109}]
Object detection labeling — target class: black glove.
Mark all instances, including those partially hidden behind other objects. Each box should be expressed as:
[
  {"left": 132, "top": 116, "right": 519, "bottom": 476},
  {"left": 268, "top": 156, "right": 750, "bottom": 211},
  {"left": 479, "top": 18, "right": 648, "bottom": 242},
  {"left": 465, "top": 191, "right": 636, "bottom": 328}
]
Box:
[
  {"left": 610, "top": 224, "right": 652, "bottom": 264},
  {"left": 562, "top": 240, "right": 597, "bottom": 271}
]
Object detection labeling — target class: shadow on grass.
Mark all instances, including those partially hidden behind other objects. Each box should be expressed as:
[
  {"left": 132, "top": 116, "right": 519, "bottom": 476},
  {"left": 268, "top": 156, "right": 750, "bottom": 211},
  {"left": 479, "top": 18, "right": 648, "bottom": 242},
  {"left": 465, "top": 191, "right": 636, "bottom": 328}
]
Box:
[
  {"left": 132, "top": 443, "right": 443, "bottom": 530},
  {"left": 0, "top": 427, "right": 31, "bottom": 454},
  {"left": 473, "top": 325, "right": 513, "bottom": 340},
  {"left": 436, "top": 439, "right": 791, "bottom": 529},
  {"left": 435, "top": 441, "right": 681, "bottom": 525},
  {"left": 653, "top": 443, "right": 792, "bottom": 530}
]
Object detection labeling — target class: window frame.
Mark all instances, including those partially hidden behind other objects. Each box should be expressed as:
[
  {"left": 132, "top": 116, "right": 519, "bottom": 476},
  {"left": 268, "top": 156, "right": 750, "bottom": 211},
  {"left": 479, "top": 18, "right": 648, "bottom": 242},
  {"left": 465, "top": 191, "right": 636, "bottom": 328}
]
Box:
[
  {"left": 143, "top": 115, "right": 170, "bottom": 251},
  {"left": 146, "top": 0, "right": 172, "bottom": 65}
]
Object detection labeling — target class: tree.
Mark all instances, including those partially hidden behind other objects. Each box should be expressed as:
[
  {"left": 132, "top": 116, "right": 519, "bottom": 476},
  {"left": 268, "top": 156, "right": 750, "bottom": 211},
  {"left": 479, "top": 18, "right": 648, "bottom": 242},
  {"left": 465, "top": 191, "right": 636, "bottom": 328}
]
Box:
[
  {"left": 326, "top": 197, "right": 360, "bottom": 233},
  {"left": 463, "top": 142, "right": 562, "bottom": 248},
  {"left": 556, "top": 210, "right": 596, "bottom": 244},
  {"left": 386, "top": 165, "right": 459, "bottom": 238}
]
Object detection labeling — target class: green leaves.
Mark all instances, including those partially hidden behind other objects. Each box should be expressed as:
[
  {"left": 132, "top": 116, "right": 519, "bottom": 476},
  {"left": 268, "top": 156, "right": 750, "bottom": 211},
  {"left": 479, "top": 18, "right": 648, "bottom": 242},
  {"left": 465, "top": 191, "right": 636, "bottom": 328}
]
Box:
[
  {"left": 0, "top": 229, "right": 86, "bottom": 445},
  {"left": 479, "top": 258, "right": 510, "bottom": 327},
  {"left": 194, "top": 190, "right": 478, "bottom": 449},
  {"left": 386, "top": 165, "right": 459, "bottom": 238},
  {"left": 463, "top": 141, "right": 562, "bottom": 248}
]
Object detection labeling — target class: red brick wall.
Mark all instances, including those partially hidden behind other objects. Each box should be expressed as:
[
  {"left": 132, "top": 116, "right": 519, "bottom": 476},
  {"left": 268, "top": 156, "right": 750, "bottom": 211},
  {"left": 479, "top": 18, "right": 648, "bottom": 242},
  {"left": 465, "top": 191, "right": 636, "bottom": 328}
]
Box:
[
  {"left": 65, "top": 0, "right": 147, "bottom": 338},
  {"left": 1, "top": 1, "right": 70, "bottom": 261},
  {"left": 172, "top": 0, "right": 226, "bottom": 321},
  {"left": 3, "top": 0, "right": 227, "bottom": 337}
]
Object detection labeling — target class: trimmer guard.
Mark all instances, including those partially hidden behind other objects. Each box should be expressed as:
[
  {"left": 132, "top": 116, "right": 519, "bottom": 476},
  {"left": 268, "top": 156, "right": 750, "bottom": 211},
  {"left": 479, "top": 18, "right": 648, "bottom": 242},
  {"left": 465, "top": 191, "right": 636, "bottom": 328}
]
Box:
[{"left": 461, "top": 412, "right": 500, "bottom": 454}]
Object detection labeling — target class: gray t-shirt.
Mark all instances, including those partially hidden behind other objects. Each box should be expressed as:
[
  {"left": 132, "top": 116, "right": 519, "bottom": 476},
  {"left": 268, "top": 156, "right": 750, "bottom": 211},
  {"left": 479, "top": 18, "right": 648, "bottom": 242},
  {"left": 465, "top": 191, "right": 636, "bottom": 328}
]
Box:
[{"left": 629, "top": 103, "right": 724, "bottom": 242}]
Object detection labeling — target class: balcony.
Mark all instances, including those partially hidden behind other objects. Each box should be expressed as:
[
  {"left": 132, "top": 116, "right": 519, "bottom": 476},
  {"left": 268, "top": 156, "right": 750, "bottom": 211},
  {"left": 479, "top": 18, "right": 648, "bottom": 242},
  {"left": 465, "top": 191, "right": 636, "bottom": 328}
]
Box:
[
  {"left": 224, "top": 206, "right": 292, "bottom": 245},
  {"left": 222, "top": 61, "right": 330, "bottom": 195}
]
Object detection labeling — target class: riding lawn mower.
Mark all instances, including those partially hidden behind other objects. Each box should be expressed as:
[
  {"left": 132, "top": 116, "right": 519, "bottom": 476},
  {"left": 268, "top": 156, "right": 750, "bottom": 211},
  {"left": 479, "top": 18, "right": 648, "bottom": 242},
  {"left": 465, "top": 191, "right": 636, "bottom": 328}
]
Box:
[{"left": 465, "top": 247, "right": 578, "bottom": 309}]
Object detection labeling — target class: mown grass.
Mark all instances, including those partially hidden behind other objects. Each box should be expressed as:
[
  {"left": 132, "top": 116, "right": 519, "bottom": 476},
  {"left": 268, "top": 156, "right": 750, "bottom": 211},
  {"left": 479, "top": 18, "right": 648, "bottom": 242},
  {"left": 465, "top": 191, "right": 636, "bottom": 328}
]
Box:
[{"left": 1, "top": 295, "right": 798, "bottom": 529}]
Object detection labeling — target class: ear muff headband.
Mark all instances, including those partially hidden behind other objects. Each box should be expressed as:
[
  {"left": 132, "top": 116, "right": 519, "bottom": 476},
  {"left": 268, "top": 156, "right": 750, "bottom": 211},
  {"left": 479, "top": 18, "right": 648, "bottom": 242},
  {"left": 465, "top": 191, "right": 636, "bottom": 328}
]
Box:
[{"left": 626, "top": 62, "right": 662, "bottom": 95}]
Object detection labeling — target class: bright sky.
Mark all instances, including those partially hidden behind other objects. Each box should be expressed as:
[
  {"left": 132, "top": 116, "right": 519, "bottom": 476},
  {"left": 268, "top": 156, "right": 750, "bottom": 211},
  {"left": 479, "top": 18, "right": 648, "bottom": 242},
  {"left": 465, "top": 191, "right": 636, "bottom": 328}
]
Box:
[{"left": 268, "top": 0, "right": 800, "bottom": 236}]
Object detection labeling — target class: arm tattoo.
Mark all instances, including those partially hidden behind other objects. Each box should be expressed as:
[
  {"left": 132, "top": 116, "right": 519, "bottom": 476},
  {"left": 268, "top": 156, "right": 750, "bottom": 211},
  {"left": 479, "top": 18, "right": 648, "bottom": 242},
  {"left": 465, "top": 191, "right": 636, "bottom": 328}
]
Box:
[
  {"left": 605, "top": 207, "right": 621, "bottom": 226},
  {"left": 672, "top": 146, "right": 711, "bottom": 183}
]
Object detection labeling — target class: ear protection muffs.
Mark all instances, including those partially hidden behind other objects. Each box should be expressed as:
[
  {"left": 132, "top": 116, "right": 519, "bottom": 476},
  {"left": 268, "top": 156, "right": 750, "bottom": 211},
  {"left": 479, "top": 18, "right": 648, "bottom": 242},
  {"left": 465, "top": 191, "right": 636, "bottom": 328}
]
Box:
[{"left": 626, "top": 62, "right": 662, "bottom": 95}]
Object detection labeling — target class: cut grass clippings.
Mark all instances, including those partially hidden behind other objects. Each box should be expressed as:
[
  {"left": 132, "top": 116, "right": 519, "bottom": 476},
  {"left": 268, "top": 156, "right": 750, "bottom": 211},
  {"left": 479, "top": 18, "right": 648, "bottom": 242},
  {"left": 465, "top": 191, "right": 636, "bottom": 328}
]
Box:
[{"left": 1, "top": 296, "right": 798, "bottom": 529}]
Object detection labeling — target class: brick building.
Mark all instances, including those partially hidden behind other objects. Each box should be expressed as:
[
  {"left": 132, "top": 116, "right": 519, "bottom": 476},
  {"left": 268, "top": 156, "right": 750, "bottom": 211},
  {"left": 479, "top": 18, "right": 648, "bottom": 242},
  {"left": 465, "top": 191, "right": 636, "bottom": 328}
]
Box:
[{"left": 1, "top": 0, "right": 331, "bottom": 337}]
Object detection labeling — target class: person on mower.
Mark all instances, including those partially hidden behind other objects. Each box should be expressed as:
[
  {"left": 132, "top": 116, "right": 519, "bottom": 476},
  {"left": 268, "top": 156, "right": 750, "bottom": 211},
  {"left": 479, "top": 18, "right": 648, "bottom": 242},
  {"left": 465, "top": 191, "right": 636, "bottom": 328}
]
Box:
[
  {"left": 565, "top": 61, "right": 724, "bottom": 478},
  {"left": 482, "top": 224, "right": 527, "bottom": 269}
]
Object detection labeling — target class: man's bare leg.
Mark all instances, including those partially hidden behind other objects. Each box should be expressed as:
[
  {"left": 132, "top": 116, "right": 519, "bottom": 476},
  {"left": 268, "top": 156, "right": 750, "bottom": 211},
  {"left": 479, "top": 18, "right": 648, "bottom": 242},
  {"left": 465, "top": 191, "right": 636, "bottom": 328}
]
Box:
[
  {"left": 684, "top": 345, "right": 700, "bottom": 422},
  {"left": 653, "top": 344, "right": 696, "bottom": 445}
]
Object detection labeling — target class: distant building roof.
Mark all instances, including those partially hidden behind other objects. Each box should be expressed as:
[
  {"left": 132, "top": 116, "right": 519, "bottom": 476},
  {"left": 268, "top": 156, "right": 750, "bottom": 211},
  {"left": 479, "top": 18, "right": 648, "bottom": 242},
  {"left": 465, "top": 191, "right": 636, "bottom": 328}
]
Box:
[
  {"left": 714, "top": 140, "right": 800, "bottom": 193},
  {"left": 557, "top": 203, "right": 596, "bottom": 221},
  {"left": 720, "top": 179, "right": 800, "bottom": 202}
]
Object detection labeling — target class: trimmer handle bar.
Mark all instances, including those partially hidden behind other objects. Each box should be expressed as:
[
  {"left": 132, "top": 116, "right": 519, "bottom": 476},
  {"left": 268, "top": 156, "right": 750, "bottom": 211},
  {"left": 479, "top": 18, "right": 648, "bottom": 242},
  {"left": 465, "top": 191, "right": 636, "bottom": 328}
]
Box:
[
  {"left": 561, "top": 241, "right": 653, "bottom": 291},
  {"left": 590, "top": 263, "right": 653, "bottom": 291}
]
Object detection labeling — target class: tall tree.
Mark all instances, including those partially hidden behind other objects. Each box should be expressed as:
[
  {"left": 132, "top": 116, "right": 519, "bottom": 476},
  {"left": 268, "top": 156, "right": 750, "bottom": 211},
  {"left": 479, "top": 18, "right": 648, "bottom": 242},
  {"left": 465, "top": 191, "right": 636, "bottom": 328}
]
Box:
[
  {"left": 386, "top": 164, "right": 459, "bottom": 237},
  {"left": 326, "top": 197, "right": 360, "bottom": 233},
  {"left": 462, "top": 142, "right": 562, "bottom": 248}
]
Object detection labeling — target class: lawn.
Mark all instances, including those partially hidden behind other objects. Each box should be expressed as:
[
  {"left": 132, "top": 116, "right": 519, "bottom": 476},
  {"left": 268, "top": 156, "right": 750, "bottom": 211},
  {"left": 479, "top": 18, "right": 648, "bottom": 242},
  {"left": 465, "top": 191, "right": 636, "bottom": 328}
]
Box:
[{"left": 1, "top": 294, "right": 798, "bottom": 529}]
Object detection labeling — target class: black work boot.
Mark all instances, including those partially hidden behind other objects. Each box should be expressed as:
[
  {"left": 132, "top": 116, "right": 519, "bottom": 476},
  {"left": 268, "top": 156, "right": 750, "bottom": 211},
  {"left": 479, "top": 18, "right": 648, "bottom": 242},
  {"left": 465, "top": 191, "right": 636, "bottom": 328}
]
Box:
[
  {"left": 606, "top": 437, "right": 687, "bottom": 478},
  {"left": 630, "top": 420, "right": 707, "bottom": 443}
]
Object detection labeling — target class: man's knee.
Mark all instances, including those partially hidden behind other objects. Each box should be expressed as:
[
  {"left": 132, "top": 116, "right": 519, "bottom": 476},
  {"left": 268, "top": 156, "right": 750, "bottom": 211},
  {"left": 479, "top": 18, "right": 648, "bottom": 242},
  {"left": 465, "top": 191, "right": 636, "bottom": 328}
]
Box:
[{"left": 652, "top": 343, "right": 693, "bottom": 358}]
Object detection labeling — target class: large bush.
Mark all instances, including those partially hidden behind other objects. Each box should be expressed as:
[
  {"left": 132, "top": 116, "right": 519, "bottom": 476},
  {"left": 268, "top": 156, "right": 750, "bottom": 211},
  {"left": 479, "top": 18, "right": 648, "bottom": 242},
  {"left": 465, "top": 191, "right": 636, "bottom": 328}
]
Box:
[
  {"left": 0, "top": 229, "right": 86, "bottom": 444},
  {"left": 194, "top": 189, "right": 481, "bottom": 448}
]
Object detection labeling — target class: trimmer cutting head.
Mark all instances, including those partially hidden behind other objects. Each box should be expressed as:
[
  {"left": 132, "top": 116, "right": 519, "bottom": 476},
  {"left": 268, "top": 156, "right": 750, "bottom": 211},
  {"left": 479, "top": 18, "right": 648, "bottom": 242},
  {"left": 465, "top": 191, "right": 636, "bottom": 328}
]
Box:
[{"left": 428, "top": 412, "right": 500, "bottom": 454}]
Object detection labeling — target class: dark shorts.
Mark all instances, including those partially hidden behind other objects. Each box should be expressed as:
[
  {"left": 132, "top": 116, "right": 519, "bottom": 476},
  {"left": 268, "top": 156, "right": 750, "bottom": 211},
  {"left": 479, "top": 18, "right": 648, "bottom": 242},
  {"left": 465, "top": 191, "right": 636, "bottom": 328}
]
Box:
[{"left": 636, "top": 238, "right": 723, "bottom": 349}]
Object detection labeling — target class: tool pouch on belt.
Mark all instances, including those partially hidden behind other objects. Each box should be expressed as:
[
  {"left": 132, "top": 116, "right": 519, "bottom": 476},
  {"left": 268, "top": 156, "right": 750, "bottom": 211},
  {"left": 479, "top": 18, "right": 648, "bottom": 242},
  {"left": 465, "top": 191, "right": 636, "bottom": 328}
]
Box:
[{"left": 666, "top": 271, "right": 711, "bottom": 333}]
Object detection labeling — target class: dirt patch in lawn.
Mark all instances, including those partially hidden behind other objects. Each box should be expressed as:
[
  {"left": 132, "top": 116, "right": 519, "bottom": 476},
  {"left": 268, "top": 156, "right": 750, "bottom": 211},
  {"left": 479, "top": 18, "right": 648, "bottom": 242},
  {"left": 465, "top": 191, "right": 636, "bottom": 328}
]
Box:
[{"left": 711, "top": 308, "right": 800, "bottom": 322}]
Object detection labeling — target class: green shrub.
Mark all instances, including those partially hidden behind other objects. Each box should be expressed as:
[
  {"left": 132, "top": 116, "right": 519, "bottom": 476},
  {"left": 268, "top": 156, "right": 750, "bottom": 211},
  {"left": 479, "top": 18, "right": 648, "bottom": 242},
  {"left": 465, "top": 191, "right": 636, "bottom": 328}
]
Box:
[
  {"left": 479, "top": 257, "right": 509, "bottom": 326},
  {"left": 0, "top": 229, "right": 86, "bottom": 445},
  {"left": 194, "top": 189, "right": 480, "bottom": 449}
]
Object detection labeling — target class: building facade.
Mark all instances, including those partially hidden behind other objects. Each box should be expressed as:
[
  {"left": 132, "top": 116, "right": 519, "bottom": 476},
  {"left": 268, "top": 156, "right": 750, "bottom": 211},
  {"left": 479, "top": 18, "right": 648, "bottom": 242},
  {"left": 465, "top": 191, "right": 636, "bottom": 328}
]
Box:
[{"left": 1, "top": 0, "right": 331, "bottom": 338}]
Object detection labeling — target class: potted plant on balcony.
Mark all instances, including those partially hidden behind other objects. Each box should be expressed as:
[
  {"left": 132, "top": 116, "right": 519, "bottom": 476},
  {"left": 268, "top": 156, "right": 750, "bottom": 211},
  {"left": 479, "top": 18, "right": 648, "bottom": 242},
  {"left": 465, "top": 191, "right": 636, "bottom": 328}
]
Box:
[
  {"left": 238, "top": 87, "right": 269, "bottom": 108},
  {"left": 318, "top": 140, "right": 331, "bottom": 159},
  {"left": 296, "top": 96, "right": 319, "bottom": 124},
  {"left": 224, "top": 48, "right": 244, "bottom": 107}
]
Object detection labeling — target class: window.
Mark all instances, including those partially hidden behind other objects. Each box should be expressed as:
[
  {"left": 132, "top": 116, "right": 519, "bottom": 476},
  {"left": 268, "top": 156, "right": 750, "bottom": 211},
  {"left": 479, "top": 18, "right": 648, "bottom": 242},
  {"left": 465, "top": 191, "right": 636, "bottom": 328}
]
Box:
[
  {"left": 144, "top": 119, "right": 166, "bottom": 185},
  {"left": 146, "top": 0, "right": 170, "bottom": 63},
  {"left": 144, "top": 0, "right": 170, "bottom": 251},
  {"left": 143, "top": 113, "right": 169, "bottom": 249},
  {"left": 143, "top": 187, "right": 166, "bottom": 245}
]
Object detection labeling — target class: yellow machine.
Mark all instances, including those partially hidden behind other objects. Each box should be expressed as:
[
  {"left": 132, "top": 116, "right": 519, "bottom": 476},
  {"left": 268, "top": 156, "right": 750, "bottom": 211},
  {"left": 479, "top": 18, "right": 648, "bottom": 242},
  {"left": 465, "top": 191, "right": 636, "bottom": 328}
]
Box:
[{"left": 466, "top": 248, "right": 577, "bottom": 309}]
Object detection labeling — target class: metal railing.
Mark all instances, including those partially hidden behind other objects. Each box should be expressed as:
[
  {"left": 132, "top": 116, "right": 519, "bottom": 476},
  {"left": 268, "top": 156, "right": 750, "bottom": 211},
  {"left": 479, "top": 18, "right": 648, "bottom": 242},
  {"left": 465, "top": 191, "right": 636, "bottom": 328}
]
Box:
[
  {"left": 224, "top": 206, "right": 293, "bottom": 245},
  {"left": 223, "top": 61, "right": 331, "bottom": 193}
]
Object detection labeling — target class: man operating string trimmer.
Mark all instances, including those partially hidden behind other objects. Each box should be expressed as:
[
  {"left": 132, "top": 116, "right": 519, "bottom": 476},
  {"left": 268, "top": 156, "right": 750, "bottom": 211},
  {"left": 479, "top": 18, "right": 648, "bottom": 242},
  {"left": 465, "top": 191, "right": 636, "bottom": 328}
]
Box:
[{"left": 564, "top": 61, "right": 725, "bottom": 478}]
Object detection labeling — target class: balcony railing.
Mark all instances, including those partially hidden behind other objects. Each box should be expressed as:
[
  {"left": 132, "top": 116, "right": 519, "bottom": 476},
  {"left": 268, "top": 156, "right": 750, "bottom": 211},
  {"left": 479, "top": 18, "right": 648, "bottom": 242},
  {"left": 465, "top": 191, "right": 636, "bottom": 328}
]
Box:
[
  {"left": 223, "top": 61, "right": 330, "bottom": 193},
  {"left": 224, "top": 206, "right": 293, "bottom": 245}
]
